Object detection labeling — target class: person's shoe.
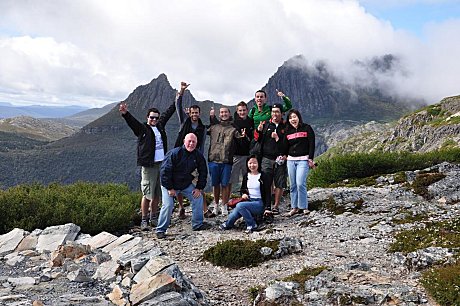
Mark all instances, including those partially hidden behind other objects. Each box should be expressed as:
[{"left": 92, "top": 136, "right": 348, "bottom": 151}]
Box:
[
  {"left": 204, "top": 209, "right": 216, "bottom": 218},
  {"left": 272, "top": 206, "right": 280, "bottom": 215},
  {"left": 149, "top": 218, "right": 158, "bottom": 227},
  {"left": 179, "top": 208, "right": 186, "bottom": 219},
  {"left": 193, "top": 222, "right": 212, "bottom": 231},
  {"left": 221, "top": 204, "right": 229, "bottom": 216},
  {"left": 219, "top": 223, "right": 228, "bottom": 230},
  {"left": 140, "top": 219, "right": 149, "bottom": 231},
  {"left": 300, "top": 209, "right": 311, "bottom": 215},
  {"left": 289, "top": 208, "right": 300, "bottom": 217},
  {"left": 156, "top": 232, "right": 166, "bottom": 239}
]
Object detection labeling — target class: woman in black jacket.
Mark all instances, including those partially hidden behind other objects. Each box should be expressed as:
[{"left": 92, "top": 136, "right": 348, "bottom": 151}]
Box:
[
  {"left": 219, "top": 155, "right": 272, "bottom": 233},
  {"left": 284, "top": 109, "right": 315, "bottom": 216}
]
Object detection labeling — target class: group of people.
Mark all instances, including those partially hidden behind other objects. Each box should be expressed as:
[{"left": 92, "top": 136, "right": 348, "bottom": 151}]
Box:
[{"left": 120, "top": 82, "right": 316, "bottom": 239}]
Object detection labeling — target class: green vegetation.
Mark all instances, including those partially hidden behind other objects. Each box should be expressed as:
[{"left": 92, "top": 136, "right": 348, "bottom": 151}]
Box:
[
  {"left": 388, "top": 218, "right": 460, "bottom": 254},
  {"left": 282, "top": 266, "right": 327, "bottom": 284},
  {"left": 305, "top": 196, "right": 364, "bottom": 215},
  {"left": 0, "top": 182, "right": 139, "bottom": 235},
  {"left": 420, "top": 261, "right": 460, "bottom": 306},
  {"left": 412, "top": 172, "right": 446, "bottom": 199},
  {"left": 392, "top": 211, "right": 429, "bottom": 225},
  {"left": 202, "top": 239, "right": 279, "bottom": 269},
  {"left": 308, "top": 148, "right": 460, "bottom": 188}
]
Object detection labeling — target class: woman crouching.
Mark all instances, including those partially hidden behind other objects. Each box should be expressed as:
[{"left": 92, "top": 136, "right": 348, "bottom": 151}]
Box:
[{"left": 219, "top": 155, "right": 272, "bottom": 233}]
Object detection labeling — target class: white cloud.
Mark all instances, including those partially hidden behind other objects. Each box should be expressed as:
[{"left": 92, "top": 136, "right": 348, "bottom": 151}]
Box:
[{"left": 0, "top": 0, "right": 458, "bottom": 107}]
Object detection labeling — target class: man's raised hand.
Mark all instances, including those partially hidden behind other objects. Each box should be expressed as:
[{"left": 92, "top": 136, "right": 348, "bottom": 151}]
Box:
[{"left": 119, "top": 102, "right": 128, "bottom": 114}]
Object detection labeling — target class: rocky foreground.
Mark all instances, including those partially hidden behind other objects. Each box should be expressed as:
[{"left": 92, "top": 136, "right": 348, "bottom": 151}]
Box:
[{"left": 0, "top": 162, "right": 459, "bottom": 306}]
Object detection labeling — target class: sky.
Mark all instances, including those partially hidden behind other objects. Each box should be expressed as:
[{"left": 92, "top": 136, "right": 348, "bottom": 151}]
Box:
[{"left": 0, "top": 0, "right": 459, "bottom": 108}]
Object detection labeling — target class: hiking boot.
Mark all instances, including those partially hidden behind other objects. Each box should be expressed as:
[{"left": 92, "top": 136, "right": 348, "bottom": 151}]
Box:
[
  {"left": 140, "top": 219, "right": 149, "bottom": 231},
  {"left": 221, "top": 204, "right": 229, "bottom": 216},
  {"left": 156, "top": 232, "right": 166, "bottom": 239},
  {"left": 219, "top": 223, "right": 228, "bottom": 230},
  {"left": 193, "top": 222, "right": 212, "bottom": 231},
  {"left": 179, "top": 208, "right": 186, "bottom": 219},
  {"left": 149, "top": 218, "right": 158, "bottom": 227}
]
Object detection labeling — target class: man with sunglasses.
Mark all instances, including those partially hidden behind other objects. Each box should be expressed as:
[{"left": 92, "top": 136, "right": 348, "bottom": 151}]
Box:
[{"left": 119, "top": 92, "right": 176, "bottom": 230}]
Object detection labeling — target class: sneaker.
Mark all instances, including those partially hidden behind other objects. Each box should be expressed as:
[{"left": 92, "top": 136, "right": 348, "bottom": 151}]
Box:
[
  {"left": 193, "top": 222, "right": 212, "bottom": 231},
  {"left": 219, "top": 223, "right": 228, "bottom": 230},
  {"left": 156, "top": 232, "right": 166, "bottom": 239},
  {"left": 245, "top": 224, "right": 265, "bottom": 233},
  {"left": 179, "top": 208, "right": 186, "bottom": 219},
  {"left": 214, "top": 200, "right": 223, "bottom": 215},
  {"left": 221, "top": 204, "right": 228, "bottom": 216},
  {"left": 140, "top": 219, "right": 149, "bottom": 231},
  {"left": 149, "top": 218, "right": 158, "bottom": 227}
]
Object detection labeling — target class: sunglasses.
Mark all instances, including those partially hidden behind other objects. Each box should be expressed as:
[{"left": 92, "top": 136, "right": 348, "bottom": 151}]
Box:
[{"left": 149, "top": 116, "right": 159, "bottom": 120}]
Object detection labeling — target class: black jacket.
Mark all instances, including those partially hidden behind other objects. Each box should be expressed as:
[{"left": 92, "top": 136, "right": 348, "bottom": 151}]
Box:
[
  {"left": 284, "top": 123, "right": 315, "bottom": 159},
  {"left": 160, "top": 146, "right": 208, "bottom": 191},
  {"left": 174, "top": 95, "right": 207, "bottom": 153},
  {"left": 256, "top": 119, "right": 287, "bottom": 160},
  {"left": 240, "top": 172, "right": 272, "bottom": 211},
  {"left": 232, "top": 113, "right": 254, "bottom": 156},
  {"left": 122, "top": 101, "right": 176, "bottom": 167}
]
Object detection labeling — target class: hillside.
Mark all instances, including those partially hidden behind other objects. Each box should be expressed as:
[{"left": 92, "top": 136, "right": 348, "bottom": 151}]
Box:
[
  {"left": 321, "top": 95, "right": 460, "bottom": 158},
  {"left": 0, "top": 56, "right": 426, "bottom": 188},
  {"left": 0, "top": 116, "right": 78, "bottom": 142}
]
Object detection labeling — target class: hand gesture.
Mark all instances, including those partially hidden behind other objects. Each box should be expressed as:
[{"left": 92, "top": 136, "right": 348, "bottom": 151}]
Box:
[
  {"left": 257, "top": 120, "right": 265, "bottom": 132},
  {"left": 210, "top": 107, "right": 215, "bottom": 117},
  {"left": 241, "top": 128, "right": 246, "bottom": 138},
  {"left": 192, "top": 189, "right": 201, "bottom": 198},
  {"left": 276, "top": 89, "right": 285, "bottom": 98},
  {"left": 119, "top": 102, "right": 128, "bottom": 114},
  {"left": 184, "top": 107, "right": 190, "bottom": 116},
  {"left": 179, "top": 81, "right": 190, "bottom": 95},
  {"left": 271, "top": 131, "right": 279, "bottom": 141},
  {"left": 242, "top": 194, "right": 249, "bottom": 200},
  {"left": 168, "top": 189, "right": 176, "bottom": 197}
]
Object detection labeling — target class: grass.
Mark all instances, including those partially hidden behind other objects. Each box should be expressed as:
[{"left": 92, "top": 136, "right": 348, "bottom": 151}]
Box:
[{"left": 420, "top": 261, "right": 460, "bottom": 306}]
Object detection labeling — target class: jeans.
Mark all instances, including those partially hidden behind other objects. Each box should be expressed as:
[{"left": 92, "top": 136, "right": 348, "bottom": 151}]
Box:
[
  {"left": 287, "top": 160, "right": 309, "bottom": 210},
  {"left": 156, "top": 184, "right": 203, "bottom": 233},
  {"left": 224, "top": 199, "right": 264, "bottom": 229}
]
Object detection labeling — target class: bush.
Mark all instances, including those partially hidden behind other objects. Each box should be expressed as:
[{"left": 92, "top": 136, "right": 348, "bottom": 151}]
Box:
[
  {"left": 202, "top": 239, "right": 279, "bottom": 268},
  {"left": 388, "top": 218, "right": 460, "bottom": 254},
  {"left": 420, "top": 261, "right": 460, "bottom": 306},
  {"left": 0, "top": 182, "right": 139, "bottom": 235},
  {"left": 309, "top": 148, "right": 460, "bottom": 188}
]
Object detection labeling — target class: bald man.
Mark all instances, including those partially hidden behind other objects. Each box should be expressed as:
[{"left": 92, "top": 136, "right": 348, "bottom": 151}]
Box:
[{"left": 156, "top": 133, "right": 211, "bottom": 238}]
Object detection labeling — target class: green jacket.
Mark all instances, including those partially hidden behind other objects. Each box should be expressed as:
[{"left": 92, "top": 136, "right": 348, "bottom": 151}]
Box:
[{"left": 248, "top": 96, "right": 292, "bottom": 128}]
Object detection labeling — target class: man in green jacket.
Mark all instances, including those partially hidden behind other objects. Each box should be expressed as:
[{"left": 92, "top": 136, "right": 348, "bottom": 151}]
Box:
[{"left": 248, "top": 89, "right": 292, "bottom": 129}]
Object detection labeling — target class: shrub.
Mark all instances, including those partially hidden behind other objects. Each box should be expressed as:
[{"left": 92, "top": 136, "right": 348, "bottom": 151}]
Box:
[
  {"left": 388, "top": 218, "right": 460, "bottom": 254},
  {"left": 0, "top": 182, "right": 139, "bottom": 235},
  {"left": 420, "top": 261, "right": 460, "bottom": 306},
  {"left": 412, "top": 172, "right": 446, "bottom": 199},
  {"left": 282, "top": 266, "right": 328, "bottom": 284},
  {"left": 202, "top": 239, "right": 279, "bottom": 268},
  {"left": 309, "top": 148, "right": 460, "bottom": 188}
]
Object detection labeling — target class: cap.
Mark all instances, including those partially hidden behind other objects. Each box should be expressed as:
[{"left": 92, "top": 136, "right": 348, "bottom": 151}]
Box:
[{"left": 271, "top": 103, "right": 283, "bottom": 111}]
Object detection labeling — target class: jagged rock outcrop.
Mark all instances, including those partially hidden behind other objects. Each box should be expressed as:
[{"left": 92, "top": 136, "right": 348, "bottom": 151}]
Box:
[{"left": 322, "top": 95, "right": 460, "bottom": 156}]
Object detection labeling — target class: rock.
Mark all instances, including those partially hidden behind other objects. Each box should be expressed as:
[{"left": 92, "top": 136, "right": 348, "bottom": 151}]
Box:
[
  {"left": 7, "top": 277, "right": 37, "bottom": 286},
  {"left": 67, "top": 268, "right": 92, "bottom": 282},
  {"left": 36, "top": 223, "right": 81, "bottom": 252},
  {"left": 133, "top": 256, "right": 174, "bottom": 284},
  {"left": 92, "top": 260, "right": 121, "bottom": 282},
  {"left": 102, "top": 234, "right": 134, "bottom": 253},
  {"left": 15, "top": 230, "right": 40, "bottom": 252},
  {"left": 5, "top": 252, "right": 25, "bottom": 266},
  {"left": 88, "top": 231, "right": 118, "bottom": 250},
  {"left": 109, "top": 237, "right": 142, "bottom": 261},
  {"left": 107, "top": 285, "right": 128, "bottom": 306},
  {"left": 130, "top": 273, "right": 179, "bottom": 305},
  {"left": 0, "top": 228, "right": 27, "bottom": 256}
]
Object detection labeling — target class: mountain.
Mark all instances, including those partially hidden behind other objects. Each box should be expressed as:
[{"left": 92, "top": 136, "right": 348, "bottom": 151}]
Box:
[
  {"left": 49, "top": 102, "right": 118, "bottom": 128},
  {"left": 0, "top": 103, "right": 89, "bottom": 119},
  {"left": 0, "top": 116, "right": 78, "bottom": 142},
  {"left": 252, "top": 55, "right": 423, "bottom": 123},
  {"left": 321, "top": 95, "right": 460, "bottom": 158},
  {"left": 0, "top": 56, "right": 431, "bottom": 189}
]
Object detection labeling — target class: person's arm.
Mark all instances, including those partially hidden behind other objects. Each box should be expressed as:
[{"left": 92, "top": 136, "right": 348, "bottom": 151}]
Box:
[
  {"left": 239, "top": 175, "right": 249, "bottom": 199},
  {"left": 119, "top": 103, "right": 144, "bottom": 137},
  {"left": 176, "top": 82, "right": 190, "bottom": 124},
  {"left": 276, "top": 89, "right": 292, "bottom": 113},
  {"left": 195, "top": 152, "right": 208, "bottom": 190},
  {"left": 160, "top": 150, "right": 175, "bottom": 190}
]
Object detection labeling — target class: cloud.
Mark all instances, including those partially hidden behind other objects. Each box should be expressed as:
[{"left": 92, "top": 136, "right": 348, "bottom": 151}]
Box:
[{"left": 0, "top": 0, "right": 458, "bottom": 107}]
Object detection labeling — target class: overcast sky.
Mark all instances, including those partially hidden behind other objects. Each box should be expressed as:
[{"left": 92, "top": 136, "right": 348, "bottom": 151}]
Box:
[{"left": 0, "top": 0, "right": 459, "bottom": 108}]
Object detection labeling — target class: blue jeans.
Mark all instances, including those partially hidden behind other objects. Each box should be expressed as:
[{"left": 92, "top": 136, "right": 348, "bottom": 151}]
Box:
[
  {"left": 224, "top": 199, "right": 264, "bottom": 229},
  {"left": 287, "top": 160, "right": 309, "bottom": 210},
  {"left": 156, "top": 184, "right": 204, "bottom": 233}
]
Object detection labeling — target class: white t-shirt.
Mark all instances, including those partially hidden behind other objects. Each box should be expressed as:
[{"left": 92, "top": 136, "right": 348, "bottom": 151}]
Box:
[
  {"left": 247, "top": 173, "right": 262, "bottom": 199},
  {"left": 151, "top": 126, "right": 165, "bottom": 162}
]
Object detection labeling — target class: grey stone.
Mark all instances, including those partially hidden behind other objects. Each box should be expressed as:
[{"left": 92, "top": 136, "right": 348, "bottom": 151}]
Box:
[
  {"left": 0, "top": 228, "right": 27, "bottom": 256},
  {"left": 36, "top": 223, "right": 80, "bottom": 252},
  {"left": 88, "top": 231, "right": 118, "bottom": 250},
  {"left": 260, "top": 247, "right": 273, "bottom": 256},
  {"left": 67, "top": 268, "right": 92, "bottom": 282},
  {"left": 133, "top": 256, "right": 174, "bottom": 284},
  {"left": 92, "top": 260, "right": 120, "bottom": 282},
  {"left": 7, "top": 277, "right": 37, "bottom": 286},
  {"left": 265, "top": 282, "right": 295, "bottom": 300},
  {"left": 101, "top": 234, "right": 133, "bottom": 253}
]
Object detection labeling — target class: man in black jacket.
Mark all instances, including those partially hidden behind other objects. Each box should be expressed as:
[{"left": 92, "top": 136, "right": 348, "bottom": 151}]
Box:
[
  {"left": 119, "top": 96, "right": 176, "bottom": 230},
  {"left": 229, "top": 101, "right": 254, "bottom": 193}
]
